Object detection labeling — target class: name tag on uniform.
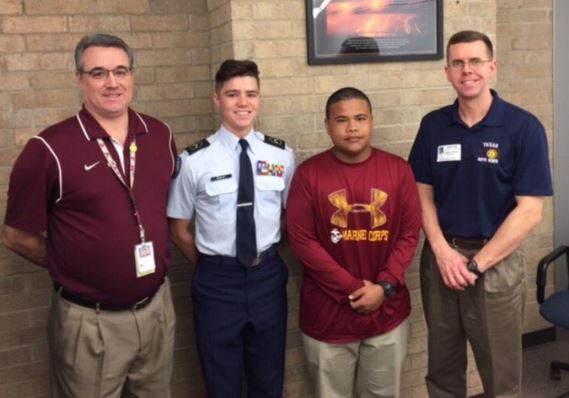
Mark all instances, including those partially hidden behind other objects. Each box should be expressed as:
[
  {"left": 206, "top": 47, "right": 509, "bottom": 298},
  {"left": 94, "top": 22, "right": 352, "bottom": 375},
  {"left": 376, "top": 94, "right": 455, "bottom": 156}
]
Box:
[
  {"left": 437, "top": 144, "right": 461, "bottom": 162},
  {"left": 211, "top": 174, "right": 232, "bottom": 181},
  {"left": 135, "top": 241, "right": 156, "bottom": 277}
]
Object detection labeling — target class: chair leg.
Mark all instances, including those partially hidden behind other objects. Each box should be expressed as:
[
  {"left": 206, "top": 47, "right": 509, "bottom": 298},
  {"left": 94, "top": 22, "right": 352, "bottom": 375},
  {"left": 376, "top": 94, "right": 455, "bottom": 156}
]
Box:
[{"left": 551, "top": 361, "right": 569, "bottom": 381}]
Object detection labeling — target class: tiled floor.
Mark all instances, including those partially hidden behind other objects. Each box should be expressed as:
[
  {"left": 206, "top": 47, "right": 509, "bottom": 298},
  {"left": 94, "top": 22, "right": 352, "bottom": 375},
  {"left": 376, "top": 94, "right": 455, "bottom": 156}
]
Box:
[{"left": 523, "top": 338, "right": 569, "bottom": 398}]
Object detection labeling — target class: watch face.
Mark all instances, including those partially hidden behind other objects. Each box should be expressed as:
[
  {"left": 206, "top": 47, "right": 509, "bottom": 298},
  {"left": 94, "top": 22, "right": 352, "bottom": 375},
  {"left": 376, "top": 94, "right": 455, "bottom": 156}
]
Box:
[
  {"left": 467, "top": 260, "right": 483, "bottom": 276},
  {"left": 379, "top": 282, "right": 396, "bottom": 297}
]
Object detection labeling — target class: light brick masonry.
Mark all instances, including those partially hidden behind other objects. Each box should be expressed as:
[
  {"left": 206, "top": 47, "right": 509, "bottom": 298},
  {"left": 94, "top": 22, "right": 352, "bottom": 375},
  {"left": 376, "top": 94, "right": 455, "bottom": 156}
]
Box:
[{"left": 0, "top": 0, "right": 554, "bottom": 397}]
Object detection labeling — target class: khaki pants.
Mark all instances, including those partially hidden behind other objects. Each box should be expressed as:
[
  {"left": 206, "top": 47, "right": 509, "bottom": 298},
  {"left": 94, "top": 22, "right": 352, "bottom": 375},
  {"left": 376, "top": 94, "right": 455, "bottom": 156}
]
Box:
[
  {"left": 421, "top": 242, "right": 525, "bottom": 398},
  {"left": 48, "top": 278, "right": 176, "bottom": 398},
  {"left": 303, "top": 320, "right": 408, "bottom": 398}
]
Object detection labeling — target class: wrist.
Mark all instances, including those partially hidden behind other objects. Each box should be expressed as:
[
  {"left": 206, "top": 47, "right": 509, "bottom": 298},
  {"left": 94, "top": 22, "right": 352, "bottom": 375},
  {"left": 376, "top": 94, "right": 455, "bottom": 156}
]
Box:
[
  {"left": 376, "top": 281, "right": 397, "bottom": 298},
  {"left": 467, "top": 258, "right": 484, "bottom": 277},
  {"left": 431, "top": 237, "right": 453, "bottom": 258}
]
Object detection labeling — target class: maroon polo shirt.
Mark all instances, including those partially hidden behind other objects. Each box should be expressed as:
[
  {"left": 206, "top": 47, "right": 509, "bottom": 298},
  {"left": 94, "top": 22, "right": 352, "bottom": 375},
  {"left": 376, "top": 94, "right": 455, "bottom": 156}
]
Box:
[{"left": 5, "top": 106, "right": 177, "bottom": 307}]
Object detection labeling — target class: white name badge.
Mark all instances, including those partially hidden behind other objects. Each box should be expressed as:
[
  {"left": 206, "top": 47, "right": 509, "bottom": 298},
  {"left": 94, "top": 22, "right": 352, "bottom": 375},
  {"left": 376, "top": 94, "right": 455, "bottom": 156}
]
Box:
[
  {"left": 135, "top": 241, "right": 156, "bottom": 277},
  {"left": 437, "top": 144, "right": 462, "bottom": 162}
]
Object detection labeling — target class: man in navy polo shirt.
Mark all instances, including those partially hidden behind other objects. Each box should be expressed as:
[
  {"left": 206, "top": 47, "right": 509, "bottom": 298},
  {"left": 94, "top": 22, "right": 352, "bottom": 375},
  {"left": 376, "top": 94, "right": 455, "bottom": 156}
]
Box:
[
  {"left": 408, "top": 30, "right": 552, "bottom": 397},
  {"left": 2, "top": 34, "right": 177, "bottom": 397}
]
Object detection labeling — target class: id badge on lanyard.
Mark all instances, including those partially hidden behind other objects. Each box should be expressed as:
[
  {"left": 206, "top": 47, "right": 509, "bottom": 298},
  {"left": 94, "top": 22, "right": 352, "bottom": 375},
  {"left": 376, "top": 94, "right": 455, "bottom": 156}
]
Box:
[
  {"left": 96, "top": 138, "right": 156, "bottom": 277},
  {"left": 135, "top": 241, "right": 156, "bottom": 277}
]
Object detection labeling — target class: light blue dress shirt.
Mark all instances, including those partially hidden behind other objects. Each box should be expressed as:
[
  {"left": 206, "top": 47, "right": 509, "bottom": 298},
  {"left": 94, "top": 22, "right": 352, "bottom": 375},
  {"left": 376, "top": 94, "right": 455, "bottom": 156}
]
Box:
[{"left": 167, "top": 126, "right": 296, "bottom": 256}]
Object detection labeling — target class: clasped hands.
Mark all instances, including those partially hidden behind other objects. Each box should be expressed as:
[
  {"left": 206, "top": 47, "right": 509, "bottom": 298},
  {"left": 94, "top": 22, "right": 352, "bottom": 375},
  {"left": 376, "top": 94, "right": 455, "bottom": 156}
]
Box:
[
  {"left": 436, "top": 245, "right": 479, "bottom": 291},
  {"left": 348, "top": 280, "right": 385, "bottom": 315}
]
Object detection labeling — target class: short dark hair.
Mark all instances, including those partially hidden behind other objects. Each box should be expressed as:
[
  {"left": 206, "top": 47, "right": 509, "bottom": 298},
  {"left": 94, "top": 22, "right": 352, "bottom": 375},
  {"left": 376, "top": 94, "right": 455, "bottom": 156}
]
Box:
[
  {"left": 215, "top": 59, "right": 260, "bottom": 92},
  {"left": 325, "top": 87, "right": 372, "bottom": 119},
  {"left": 74, "top": 33, "right": 134, "bottom": 72},
  {"left": 446, "top": 30, "right": 494, "bottom": 62}
]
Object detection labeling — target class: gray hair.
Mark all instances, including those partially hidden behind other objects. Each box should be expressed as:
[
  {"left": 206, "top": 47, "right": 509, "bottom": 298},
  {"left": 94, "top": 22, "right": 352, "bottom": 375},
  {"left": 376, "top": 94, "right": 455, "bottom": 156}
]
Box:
[{"left": 74, "top": 33, "right": 134, "bottom": 72}]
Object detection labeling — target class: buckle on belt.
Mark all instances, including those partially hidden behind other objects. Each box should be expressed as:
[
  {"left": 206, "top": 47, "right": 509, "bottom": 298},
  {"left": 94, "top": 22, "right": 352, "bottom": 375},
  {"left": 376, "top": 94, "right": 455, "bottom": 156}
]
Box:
[
  {"left": 132, "top": 296, "right": 151, "bottom": 310},
  {"left": 245, "top": 244, "right": 277, "bottom": 267},
  {"left": 251, "top": 255, "right": 263, "bottom": 267}
]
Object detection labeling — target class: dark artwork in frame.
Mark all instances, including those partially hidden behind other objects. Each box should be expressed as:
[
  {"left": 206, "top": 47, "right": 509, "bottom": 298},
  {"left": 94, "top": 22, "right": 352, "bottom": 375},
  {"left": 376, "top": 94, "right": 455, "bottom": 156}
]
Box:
[{"left": 306, "top": 0, "right": 443, "bottom": 65}]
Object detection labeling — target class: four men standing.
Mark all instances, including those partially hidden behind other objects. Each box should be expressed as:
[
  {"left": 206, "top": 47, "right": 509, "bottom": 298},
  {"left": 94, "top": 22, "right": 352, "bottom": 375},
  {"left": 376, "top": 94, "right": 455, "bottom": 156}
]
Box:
[{"left": 1, "top": 29, "right": 553, "bottom": 397}]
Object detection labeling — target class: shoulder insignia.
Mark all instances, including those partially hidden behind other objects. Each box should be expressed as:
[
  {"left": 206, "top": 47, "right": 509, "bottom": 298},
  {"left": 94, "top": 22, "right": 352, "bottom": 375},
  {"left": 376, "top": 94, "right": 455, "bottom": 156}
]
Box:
[
  {"left": 185, "top": 138, "right": 210, "bottom": 155},
  {"left": 172, "top": 156, "right": 182, "bottom": 179},
  {"left": 263, "top": 135, "right": 286, "bottom": 150}
]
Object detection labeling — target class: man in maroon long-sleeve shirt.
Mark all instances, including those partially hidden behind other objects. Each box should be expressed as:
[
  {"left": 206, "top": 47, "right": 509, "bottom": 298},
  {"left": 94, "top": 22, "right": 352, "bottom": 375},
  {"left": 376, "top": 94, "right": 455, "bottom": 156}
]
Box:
[{"left": 287, "top": 87, "right": 421, "bottom": 398}]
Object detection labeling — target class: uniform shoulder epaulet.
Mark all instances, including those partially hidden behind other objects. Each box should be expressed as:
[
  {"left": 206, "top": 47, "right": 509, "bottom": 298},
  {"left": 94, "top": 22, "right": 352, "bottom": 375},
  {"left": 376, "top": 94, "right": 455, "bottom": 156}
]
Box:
[
  {"left": 185, "top": 138, "right": 210, "bottom": 155},
  {"left": 172, "top": 156, "right": 182, "bottom": 179},
  {"left": 263, "top": 135, "right": 286, "bottom": 150}
]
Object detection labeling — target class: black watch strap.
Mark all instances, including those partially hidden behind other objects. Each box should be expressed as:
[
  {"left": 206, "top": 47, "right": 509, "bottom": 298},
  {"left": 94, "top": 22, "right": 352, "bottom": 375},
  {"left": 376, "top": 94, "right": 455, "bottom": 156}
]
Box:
[
  {"left": 377, "top": 281, "right": 397, "bottom": 298},
  {"left": 467, "top": 259, "right": 484, "bottom": 277}
]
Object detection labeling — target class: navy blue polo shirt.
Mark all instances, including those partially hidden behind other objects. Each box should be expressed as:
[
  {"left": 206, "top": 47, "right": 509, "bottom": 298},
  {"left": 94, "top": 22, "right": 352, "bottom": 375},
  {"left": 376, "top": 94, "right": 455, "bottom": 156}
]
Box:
[{"left": 408, "top": 90, "right": 553, "bottom": 238}]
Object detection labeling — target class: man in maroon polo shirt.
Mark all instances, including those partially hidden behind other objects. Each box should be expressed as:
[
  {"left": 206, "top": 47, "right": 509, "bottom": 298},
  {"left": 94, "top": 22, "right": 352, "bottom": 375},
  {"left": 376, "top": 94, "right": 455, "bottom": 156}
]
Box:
[{"left": 1, "top": 34, "right": 177, "bottom": 397}]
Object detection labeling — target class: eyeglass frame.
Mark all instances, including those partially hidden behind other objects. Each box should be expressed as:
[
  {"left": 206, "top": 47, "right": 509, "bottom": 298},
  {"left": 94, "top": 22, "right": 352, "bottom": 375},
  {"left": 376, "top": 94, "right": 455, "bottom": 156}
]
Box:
[
  {"left": 78, "top": 66, "right": 133, "bottom": 80},
  {"left": 447, "top": 58, "right": 493, "bottom": 71}
]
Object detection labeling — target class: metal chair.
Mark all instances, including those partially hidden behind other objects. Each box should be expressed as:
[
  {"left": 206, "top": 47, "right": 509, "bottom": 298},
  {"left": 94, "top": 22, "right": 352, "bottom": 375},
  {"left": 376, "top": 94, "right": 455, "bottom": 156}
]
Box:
[{"left": 537, "top": 245, "right": 569, "bottom": 395}]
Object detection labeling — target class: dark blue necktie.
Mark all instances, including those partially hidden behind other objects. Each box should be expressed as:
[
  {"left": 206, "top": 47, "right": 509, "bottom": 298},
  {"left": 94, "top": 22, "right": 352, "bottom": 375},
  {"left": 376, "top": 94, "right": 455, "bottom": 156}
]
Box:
[{"left": 236, "top": 139, "right": 257, "bottom": 266}]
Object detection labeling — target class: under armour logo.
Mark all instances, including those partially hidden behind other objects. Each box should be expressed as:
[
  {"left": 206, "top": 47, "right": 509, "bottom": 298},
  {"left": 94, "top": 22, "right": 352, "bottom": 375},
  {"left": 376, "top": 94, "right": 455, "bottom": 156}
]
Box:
[{"left": 328, "top": 189, "right": 388, "bottom": 228}]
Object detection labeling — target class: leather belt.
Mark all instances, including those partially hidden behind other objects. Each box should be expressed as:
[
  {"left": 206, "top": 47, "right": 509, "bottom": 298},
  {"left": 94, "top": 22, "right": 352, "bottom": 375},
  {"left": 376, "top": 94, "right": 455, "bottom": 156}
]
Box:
[
  {"left": 54, "top": 283, "right": 155, "bottom": 311},
  {"left": 445, "top": 235, "right": 488, "bottom": 251},
  {"left": 200, "top": 244, "right": 278, "bottom": 267}
]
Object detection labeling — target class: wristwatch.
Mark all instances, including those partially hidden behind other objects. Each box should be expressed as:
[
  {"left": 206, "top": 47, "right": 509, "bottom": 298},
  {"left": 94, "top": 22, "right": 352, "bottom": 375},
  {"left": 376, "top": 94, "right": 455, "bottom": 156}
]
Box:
[
  {"left": 467, "top": 258, "right": 484, "bottom": 277},
  {"left": 377, "top": 281, "right": 397, "bottom": 298}
]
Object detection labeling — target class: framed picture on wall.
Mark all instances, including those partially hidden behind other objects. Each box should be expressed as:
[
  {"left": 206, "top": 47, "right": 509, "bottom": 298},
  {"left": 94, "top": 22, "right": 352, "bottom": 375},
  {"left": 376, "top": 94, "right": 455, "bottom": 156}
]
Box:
[{"left": 305, "top": 0, "right": 443, "bottom": 65}]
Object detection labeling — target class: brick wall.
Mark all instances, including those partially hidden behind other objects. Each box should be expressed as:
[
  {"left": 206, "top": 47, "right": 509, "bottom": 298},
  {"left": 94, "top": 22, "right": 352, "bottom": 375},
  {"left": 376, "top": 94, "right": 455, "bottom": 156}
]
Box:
[
  {"left": 496, "top": 0, "right": 554, "bottom": 334},
  {"left": 0, "top": 0, "right": 554, "bottom": 397}
]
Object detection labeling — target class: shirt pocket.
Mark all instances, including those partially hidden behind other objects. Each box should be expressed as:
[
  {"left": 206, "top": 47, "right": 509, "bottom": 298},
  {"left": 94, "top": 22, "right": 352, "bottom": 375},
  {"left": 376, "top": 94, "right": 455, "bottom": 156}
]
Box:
[
  {"left": 255, "top": 176, "right": 285, "bottom": 216},
  {"left": 204, "top": 177, "right": 238, "bottom": 219}
]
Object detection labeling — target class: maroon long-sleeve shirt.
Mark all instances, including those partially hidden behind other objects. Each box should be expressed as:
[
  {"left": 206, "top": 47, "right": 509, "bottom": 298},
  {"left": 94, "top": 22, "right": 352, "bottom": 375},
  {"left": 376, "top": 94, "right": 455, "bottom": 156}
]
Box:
[{"left": 286, "top": 148, "right": 421, "bottom": 343}]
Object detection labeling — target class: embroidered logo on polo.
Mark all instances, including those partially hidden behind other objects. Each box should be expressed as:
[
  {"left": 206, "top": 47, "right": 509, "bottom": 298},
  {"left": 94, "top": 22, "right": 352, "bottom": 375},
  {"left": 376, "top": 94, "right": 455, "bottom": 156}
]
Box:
[
  {"left": 478, "top": 142, "right": 500, "bottom": 164},
  {"left": 84, "top": 161, "right": 100, "bottom": 171},
  {"left": 256, "top": 160, "right": 284, "bottom": 177},
  {"left": 328, "top": 188, "right": 390, "bottom": 244}
]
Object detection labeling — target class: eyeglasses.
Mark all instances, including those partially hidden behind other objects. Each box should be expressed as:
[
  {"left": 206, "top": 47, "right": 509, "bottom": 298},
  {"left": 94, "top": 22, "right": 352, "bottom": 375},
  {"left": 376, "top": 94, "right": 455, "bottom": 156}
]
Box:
[
  {"left": 80, "top": 66, "right": 132, "bottom": 80},
  {"left": 448, "top": 58, "right": 492, "bottom": 71}
]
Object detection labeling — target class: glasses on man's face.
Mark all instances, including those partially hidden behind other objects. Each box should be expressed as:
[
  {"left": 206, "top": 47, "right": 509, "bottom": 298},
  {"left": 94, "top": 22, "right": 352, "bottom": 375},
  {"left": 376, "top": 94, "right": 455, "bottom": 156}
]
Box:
[
  {"left": 448, "top": 58, "right": 492, "bottom": 71},
  {"left": 80, "top": 66, "right": 132, "bottom": 80}
]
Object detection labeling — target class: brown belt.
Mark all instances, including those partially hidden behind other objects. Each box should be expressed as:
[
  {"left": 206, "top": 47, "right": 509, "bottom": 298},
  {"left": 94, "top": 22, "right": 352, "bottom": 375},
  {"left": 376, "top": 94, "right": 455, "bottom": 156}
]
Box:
[{"left": 445, "top": 235, "right": 488, "bottom": 251}]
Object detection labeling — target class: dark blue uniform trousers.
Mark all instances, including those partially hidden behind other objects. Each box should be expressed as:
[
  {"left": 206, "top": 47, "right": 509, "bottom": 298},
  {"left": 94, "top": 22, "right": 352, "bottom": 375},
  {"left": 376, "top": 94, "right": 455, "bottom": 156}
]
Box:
[{"left": 192, "top": 247, "right": 288, "bottom": 398}]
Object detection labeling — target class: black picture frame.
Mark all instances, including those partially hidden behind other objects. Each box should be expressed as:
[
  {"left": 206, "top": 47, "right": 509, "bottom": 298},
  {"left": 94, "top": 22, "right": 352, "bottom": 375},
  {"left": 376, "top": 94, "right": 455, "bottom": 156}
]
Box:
[{"left": 305, "top": 0, "right": 443, "bottom": 65}]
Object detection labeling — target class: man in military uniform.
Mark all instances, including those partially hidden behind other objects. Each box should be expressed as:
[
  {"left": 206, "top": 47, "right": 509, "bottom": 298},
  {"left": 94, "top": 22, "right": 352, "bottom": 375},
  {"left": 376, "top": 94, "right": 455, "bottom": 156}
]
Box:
[{"left": 167, "top": 59, "right": 295, "bottom": 398}]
